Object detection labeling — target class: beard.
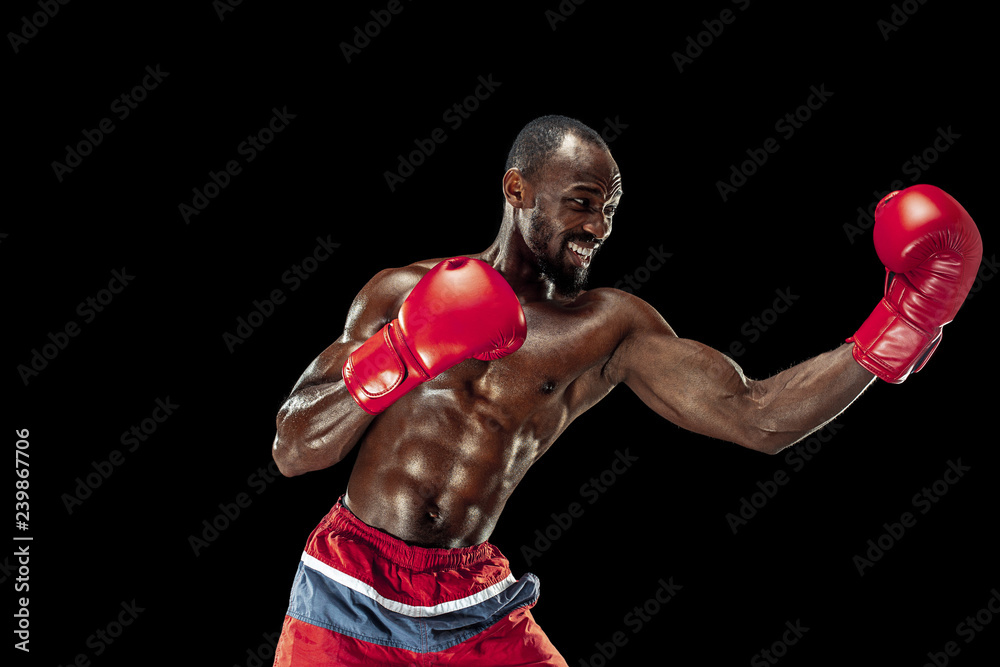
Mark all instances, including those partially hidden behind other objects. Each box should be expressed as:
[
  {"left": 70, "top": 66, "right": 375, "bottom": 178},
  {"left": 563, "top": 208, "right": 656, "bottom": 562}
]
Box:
[{"left": 526, "top": 207, "right": 593, "bottom": 296}]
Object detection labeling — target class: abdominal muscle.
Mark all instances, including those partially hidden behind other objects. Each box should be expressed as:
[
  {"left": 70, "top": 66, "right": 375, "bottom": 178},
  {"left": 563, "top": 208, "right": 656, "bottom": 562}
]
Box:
[
  {"left": 343, "top": 386, "right": 555, "bottom": 548},
  {"left": 337, "top": 292, "right": 618, "bottom": 548}
]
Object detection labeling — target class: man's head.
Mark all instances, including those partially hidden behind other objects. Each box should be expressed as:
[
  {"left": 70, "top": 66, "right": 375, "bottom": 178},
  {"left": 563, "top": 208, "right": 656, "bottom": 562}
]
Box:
[
  {"left": 505, "top": 115, "right": 610, "bottom": 184},
  {"left": 502, "top": 115, "right": 622, "bottom": 296}
]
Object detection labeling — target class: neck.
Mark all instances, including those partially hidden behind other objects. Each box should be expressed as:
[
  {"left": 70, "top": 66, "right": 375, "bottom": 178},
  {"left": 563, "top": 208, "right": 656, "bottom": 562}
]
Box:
[{"left": 479, "top": 209, "right": 558, "bottom": 301}]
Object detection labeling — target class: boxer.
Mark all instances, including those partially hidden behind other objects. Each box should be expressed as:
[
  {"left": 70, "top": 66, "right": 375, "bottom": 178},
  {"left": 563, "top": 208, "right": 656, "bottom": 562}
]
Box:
[{"left": 270, "top": 115, "right": 982, "bottom": 666}]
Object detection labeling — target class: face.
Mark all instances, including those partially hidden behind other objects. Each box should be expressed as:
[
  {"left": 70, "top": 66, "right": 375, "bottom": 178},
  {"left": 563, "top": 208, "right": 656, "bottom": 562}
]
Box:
[{"left": 521, "top": 135, "right": 622, "bottom": 295}]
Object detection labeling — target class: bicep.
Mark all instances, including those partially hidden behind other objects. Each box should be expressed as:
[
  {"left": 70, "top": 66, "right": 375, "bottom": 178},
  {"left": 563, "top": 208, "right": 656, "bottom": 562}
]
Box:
[{"left": 611, "top": 303, "right": 762, "bottom": 449}]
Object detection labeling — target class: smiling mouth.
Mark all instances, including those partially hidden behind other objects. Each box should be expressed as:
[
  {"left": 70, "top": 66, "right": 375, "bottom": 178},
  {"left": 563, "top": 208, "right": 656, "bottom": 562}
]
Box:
[{"left": 567, "top": 240, "right": 594, "bottom": 266}]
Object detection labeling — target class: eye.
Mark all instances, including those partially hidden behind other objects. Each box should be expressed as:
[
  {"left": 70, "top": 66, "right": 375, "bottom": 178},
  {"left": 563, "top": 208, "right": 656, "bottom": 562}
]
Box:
[
  {"left": 604, "top": 205, "right": 617, "bottom": 217},
  {"left": 569, "top": 198, "right": 588, "bottom": 207}
]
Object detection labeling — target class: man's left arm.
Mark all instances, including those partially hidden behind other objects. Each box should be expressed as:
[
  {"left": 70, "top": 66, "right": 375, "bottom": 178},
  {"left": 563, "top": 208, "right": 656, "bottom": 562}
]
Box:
[
  {"left": 606, "top": 304, "right": 874, "bottom": 455},
  {"left": 606, "top": 184, "right": 982, "bottom": 455}
]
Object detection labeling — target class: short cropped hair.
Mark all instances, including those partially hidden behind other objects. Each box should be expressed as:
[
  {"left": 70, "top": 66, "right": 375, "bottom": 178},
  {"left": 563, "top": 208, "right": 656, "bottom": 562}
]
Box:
[{"left": 505, "top": 115, "right": 608, "bottom": 182}]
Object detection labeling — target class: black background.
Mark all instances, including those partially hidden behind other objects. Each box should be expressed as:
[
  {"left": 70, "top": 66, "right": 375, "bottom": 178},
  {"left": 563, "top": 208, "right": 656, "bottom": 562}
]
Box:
[{"left": 7, "top": 1, "right": 997, "bottom": 665}]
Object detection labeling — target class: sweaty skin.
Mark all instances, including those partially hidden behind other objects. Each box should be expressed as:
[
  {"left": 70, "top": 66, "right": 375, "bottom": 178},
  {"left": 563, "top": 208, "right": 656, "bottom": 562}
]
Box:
[{"left": 272, "top": 134, "right": 875, "bottom": 548}]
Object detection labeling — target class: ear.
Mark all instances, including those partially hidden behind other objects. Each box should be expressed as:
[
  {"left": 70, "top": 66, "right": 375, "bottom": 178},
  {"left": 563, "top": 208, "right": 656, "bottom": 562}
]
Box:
[{"left": 502, "top": 168, "right": 535, "bottom": 209}]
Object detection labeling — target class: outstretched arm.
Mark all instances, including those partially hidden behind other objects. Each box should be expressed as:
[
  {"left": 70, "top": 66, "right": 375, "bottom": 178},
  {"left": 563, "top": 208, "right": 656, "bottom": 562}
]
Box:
[
  {"left": 606, "top": 296, "right": 875, "bottom": 455},
  {"left": 606, "top": 184, "right": 981, "bottom": 454}
]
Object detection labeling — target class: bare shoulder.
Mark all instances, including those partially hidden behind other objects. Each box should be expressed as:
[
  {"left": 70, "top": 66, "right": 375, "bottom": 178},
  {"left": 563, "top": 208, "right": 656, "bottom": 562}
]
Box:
[
  {"left": 364, "top": 255, "right": 472, "bottom": 292},
  {"left": 362, "top": 257, "right": 438, "bottom": 295},
  {"left": 291, "top": 257, "right": 455, "bottom": 392},
  {"left": 582, "top": 287, "right": 682, "bottom": 385},
  {"left": 361, "top": 254, "right": 494, "bottom": 303},
  {"left": 344, "top": 256, "right": 453, "bottom": 332},
  {"left": 577, "top": 287, "right": 678, "bottom": 334}
]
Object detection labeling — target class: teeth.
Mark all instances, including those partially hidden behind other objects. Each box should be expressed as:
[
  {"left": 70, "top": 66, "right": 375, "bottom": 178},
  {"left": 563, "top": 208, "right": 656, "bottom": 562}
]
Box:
[{"left": 568, "top": 241, "right": 594, "bottom": 258}]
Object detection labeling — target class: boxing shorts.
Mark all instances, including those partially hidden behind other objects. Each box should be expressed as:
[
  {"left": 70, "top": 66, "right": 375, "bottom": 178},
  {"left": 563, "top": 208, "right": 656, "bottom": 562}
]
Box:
[{"left": 273, "top": 497, "right": 568, "bottom": 666}]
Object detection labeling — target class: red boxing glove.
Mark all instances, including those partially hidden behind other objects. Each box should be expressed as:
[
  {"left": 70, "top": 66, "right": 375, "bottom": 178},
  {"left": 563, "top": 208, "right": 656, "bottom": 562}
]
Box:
[
  {"left": 849, "top": 184, "right": 982, "bottom": 383},
  {"left": 343, "top": 257, "right": 527, "bottom": 414}
]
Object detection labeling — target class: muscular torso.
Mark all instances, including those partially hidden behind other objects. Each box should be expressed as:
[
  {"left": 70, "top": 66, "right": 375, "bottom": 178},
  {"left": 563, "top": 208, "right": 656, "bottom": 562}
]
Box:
[{"left": 345, "top": 282, "right": 628, "bottom": 548}]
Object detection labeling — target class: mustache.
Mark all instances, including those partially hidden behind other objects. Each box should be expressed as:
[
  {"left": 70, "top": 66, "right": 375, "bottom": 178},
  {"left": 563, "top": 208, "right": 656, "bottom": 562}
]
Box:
[{"left": 565, "top": 233, "right": 604, "bottom": 246}]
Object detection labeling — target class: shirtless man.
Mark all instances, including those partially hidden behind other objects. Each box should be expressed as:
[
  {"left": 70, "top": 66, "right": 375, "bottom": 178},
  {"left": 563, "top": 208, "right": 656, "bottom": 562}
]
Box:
[{"left": 270, "top": 115, "right": 981, "bottom": 666}]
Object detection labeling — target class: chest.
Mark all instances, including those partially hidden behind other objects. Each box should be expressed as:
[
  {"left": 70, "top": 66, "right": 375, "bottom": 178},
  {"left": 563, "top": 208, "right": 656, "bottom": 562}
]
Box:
[{"left": 437, "top": 300, "right": 622, "bottom": 408}]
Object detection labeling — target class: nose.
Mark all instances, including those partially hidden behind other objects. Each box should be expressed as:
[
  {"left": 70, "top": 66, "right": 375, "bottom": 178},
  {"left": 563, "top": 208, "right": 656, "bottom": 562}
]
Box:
[{"left": 583, "top": 214, "right": 611, "bottom": 242}]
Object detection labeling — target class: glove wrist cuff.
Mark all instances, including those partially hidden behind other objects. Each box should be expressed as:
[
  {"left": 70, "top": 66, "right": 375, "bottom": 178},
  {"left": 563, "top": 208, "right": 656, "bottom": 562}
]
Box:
[
  {"left": 849, "top": 299, "right": 942, "bottom": 384},
  {"left": 343, "top": 321, "right": 429, "bottom": 415}
]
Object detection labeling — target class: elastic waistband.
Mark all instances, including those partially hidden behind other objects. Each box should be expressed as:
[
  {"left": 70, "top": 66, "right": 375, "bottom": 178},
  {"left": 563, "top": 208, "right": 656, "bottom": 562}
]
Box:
[{"left": 321, "top": 496, "right": 507, "bottom": 573}]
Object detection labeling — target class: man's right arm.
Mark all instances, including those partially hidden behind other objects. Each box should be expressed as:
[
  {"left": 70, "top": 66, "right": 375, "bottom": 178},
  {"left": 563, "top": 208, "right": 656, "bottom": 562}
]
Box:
[{"left": 271, "top": 266, "right": 421, "bottom": 477}]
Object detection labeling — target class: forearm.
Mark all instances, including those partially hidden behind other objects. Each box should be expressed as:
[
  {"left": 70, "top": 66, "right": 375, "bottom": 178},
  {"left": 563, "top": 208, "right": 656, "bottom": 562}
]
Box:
[
  {"left": 746, "top": 343, "right": 875, "bottom": 454},
  {"left": 272, "top": 381, "right": 374, "bottom": 476}
]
